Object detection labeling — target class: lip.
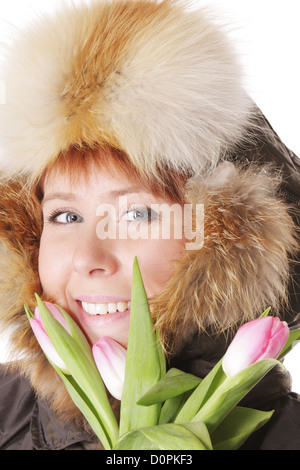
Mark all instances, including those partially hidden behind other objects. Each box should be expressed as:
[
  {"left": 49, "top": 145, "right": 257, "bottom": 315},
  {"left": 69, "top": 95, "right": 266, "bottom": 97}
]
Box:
[
  {"left": 77, "top": 294, "right": 130, "bottom": 303},
  {"left": 75, "top": 299, "right": 131, "bottom": 328}
]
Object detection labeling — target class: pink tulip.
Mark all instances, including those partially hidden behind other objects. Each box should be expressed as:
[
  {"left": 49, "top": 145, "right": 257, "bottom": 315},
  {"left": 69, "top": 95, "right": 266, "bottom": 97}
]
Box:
[
  {"left": 92, "top": 337, "right": 127, "bottom": 400},
  {"left": 222, "top": 316, "right": 289, "bottom": 377},
  {"left": 30, "top": 302, "right": 71, "bottom": 373}
]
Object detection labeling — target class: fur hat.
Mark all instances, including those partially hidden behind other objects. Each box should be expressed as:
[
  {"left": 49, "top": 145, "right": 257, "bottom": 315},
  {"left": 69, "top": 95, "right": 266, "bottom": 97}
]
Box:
[{"left": 0, "top": 0, "right": 252, "bottom": 180}]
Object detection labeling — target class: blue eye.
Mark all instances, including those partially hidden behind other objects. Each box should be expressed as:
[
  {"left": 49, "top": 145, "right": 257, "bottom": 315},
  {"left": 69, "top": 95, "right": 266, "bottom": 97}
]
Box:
[
  {"left": 128, "top": 209, "right": 150, "bottom": 221},
  {"left": 122, "top": 207, "right": 158, "bottom": 222},
  {"left": 48, "top": 211, "right": 83, "bottom": 224}
]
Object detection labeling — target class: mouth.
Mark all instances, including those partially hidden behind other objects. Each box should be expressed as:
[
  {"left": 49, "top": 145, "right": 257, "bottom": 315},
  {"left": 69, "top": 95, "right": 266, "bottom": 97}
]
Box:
[
  {"left": 74, "top": 296, "right": 131, "bottom": 329},
  {"left": 80, "top": 300, "right": 131, "bottom": 316}
]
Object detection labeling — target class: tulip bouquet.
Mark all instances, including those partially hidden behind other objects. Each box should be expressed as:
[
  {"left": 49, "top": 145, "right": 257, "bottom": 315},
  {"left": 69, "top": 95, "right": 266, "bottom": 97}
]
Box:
[{"left": 25, "top": 258, "right": 300, "bottom": 450}]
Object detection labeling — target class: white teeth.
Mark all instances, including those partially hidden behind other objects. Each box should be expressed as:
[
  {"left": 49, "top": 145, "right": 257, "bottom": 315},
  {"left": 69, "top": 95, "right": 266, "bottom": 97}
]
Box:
[
  {"left": 108, "top": 303, "right": 117, "bottom": 314},
  {"left": 96, "top": 303, "right": 108, "bottom": 315},
  {"left": 117, "top": 301, "right": 128, "bottom": 313},
  {"left": 81, "top": 301, "right": 130, "bottom": 316}
]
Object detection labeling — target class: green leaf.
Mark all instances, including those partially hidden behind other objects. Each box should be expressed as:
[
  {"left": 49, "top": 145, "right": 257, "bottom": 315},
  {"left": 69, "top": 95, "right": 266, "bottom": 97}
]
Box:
[
  {"left": 55, "top": 303, "right": 94, "bottom": 366},
  {"left": 24, "top": 304, "right": 34, "bottom": 321},
  {"left": 259, "top": 306, "right": 272, "bottom": 317},
  {"left": 119, "top": 257, "right": 164, "bottom": 435},
  {"left": 137, "top": 367, "right": 201, "bottom": 406},
  {"left": 278, "top": 328, "right": 300, "bottom": 360},
  {"left": 175, "top": 358, "right": 226, "bottom": 424},
  {"left": 35, "top": 295, "right": 119, "bottom": 448},
  {"left": 211, "top": 406, "right": 274, "bottom": 450},
  {"left": 182, "top": 421, "right": 213, "bottom": 450},
  {"left": 115, "top": 422, "right": 211, "bottom": 450},
  {"left": 114, "top": 429, "right": 159, "bottom": 450},
  {"left": 159, "top": 391, "right": 192, "bottom": 425},
  {"left": 191, "top": 358, "right": 279, "bottom": 433},
  {"left": 49, "top": 361, "right": 114, "bottom": 449},
  {"left": 155, "top": 327, "right": 167, "bottom": 378}
]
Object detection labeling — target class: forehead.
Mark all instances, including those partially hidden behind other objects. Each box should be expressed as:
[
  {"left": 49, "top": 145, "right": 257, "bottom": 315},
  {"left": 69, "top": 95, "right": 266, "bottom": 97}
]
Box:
[{"left": 42, "top": 164, "right": 148, "bottom": 202}]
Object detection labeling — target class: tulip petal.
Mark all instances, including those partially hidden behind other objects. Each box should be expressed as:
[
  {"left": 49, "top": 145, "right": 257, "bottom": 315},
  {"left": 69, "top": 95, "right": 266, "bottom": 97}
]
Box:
[
  {"left": 34, "top": 302, "right": 71, "bottom": 334},
  {"left": 92, "top": 338, "right": 126, "bottom": 400},
  {"left": 94, "top": 337, "right": 126, "bottom": 380},
  {"left": 258, "top": 318, "right": 289, "bottom": 361},
  {"left": 222, "top": 316, "right": 289, "bottom": 377},
  {"left": 30, "top": 318, "right": 69, "bottom": 373}
]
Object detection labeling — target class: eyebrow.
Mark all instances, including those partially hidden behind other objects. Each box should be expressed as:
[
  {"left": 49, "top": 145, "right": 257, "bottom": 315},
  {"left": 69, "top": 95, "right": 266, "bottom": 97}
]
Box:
[
  {"left": 41, "top": 187, "right": 149, "bottom": 206},
  {"left": 42, "top": 192, "right": 76, "bottom": 205}
]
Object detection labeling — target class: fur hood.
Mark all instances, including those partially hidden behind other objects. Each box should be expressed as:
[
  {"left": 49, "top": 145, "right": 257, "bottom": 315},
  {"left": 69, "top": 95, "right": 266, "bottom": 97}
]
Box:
[
  {"left": 0, "top": 162, "right": 297, "bottom": 419},
  {"left": 0, "top": 0, "right": 298, "bottom": 422}
]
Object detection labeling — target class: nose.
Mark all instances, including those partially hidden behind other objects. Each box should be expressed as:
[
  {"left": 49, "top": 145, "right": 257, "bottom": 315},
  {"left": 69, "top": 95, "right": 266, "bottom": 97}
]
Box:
[{"left": 72, "top": 228, "right": 119, "bottom": 278}]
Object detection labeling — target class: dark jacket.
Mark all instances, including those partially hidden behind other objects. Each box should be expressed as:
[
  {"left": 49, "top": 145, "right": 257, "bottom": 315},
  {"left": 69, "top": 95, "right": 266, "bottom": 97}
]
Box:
[
  {"left": 1, "top": 348, "right": 300, "bottom": 450},
  {"left": 0, "top": 366, "right": 99, "bottom": 450}
]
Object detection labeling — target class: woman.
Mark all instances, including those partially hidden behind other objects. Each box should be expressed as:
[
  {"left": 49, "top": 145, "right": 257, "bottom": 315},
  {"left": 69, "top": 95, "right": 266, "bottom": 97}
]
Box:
[{"left": 0, "top": 0, "right": 299, "bottom": 450}]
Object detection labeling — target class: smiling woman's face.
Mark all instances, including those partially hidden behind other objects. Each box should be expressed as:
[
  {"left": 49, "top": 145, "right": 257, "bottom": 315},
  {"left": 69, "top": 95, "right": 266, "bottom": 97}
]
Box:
[{"left": 38, "top": 161, "right": 186, "bottom": 347}]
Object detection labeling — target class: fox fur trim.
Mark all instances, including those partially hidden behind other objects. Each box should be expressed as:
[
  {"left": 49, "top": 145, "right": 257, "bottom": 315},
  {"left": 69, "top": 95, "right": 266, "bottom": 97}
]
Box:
[
  {"left": 0, "top": 163, "right": 297, "bottom": 419},
  {"left": 153, "top": 162, "right": 298, "bottom": 353},
  {"left": 0, "top": 0, "right": 252, "bottom": 181}
]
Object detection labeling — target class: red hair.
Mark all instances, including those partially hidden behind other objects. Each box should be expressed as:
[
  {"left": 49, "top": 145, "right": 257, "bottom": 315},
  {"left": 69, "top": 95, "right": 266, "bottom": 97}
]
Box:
[{"left": 35, "top": 145, "right": 188, "bottom": 203}]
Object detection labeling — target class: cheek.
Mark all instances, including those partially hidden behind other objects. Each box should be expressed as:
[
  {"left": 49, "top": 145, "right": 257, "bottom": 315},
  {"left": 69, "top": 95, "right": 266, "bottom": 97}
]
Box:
[
  {"left": 137, "top": 239, "right": 185, "bottom": 295},
  {"left": 38, "top": 232, "right": 70, "bottom": 300}
]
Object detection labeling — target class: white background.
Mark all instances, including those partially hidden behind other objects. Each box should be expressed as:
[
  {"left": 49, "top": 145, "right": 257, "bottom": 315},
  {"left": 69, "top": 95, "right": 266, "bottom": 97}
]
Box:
[{"left": 0, "top": 0, "right": 299, "bottom": 390}]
